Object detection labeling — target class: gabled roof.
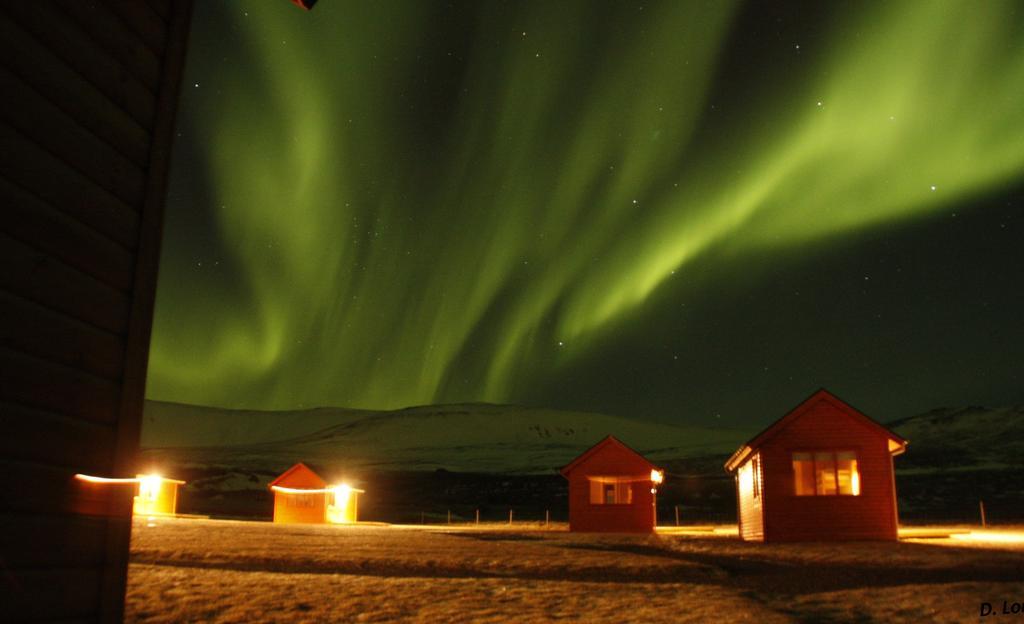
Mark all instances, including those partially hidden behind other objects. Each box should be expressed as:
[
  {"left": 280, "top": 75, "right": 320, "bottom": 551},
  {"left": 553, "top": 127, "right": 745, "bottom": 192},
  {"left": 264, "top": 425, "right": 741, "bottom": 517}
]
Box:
[
  {"left": 560, "top": 435, "right": 658, "bottom": 478},
  {"left": 724, "top": 388, "right": 908, "bottom": 472},
  {"left": 269, "top": 462, "right": 327, "bottom": 489}
]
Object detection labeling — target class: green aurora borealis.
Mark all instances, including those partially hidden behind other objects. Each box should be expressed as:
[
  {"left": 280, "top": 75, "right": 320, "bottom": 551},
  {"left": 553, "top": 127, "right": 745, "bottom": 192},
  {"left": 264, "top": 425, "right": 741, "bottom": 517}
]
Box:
[{"left": 148, "top": 0, "right": 1024, "bottom": 425}]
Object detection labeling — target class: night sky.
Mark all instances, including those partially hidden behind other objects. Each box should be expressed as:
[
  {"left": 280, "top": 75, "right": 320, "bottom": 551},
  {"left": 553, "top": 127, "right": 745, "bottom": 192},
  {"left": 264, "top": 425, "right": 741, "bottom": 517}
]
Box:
[{"left": 147, "top": 0, "right": 1024, "bottom": 428}]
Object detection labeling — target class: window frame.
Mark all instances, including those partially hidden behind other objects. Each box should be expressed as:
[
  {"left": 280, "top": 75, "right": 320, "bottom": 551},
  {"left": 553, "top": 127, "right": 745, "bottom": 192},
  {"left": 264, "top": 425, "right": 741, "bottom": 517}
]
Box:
[
  {"left": 790, "top": 449, "right": 861, "bottom": 497},
  {"left": 587, "top": 477, "right": 636, "bottom": 506}
]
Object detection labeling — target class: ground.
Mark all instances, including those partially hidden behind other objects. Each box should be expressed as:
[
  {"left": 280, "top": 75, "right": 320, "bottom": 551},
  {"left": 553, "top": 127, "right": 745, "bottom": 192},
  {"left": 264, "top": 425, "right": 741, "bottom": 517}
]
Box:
[{"left": 126, "top": 518, "right": 1024, "bottom": 623}]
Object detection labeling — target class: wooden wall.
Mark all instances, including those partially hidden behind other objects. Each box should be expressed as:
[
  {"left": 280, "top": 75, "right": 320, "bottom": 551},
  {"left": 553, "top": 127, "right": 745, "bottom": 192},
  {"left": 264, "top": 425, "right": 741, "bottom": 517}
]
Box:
[
  {"left": 564, "top": 439, "right": 657, "bottom": 533},
  {"left": 0, "top": 1, "right": 192, "bottom": 621},
  {"left": 759, "top": 398, "right": 900, "bottom": 542},
  {"left": 735, "top": 453, "right": 764, "bottom": 542},
  {"left": 270, "top": 463, "right": 329, "bottom": 524}
]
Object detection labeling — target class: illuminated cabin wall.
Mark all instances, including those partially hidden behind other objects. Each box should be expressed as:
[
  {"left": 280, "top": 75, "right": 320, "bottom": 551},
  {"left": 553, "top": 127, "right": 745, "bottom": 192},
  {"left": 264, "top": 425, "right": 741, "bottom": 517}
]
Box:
[
  {"left": 562, "top": 437, "right": 658, "bottom": 533},
  {"left": 273, "top": 491, "right": 328, "bottom": 524},
  {"left": 326, "top": 487, "right": 360, "bottom": 524},
  {"left": 133, "top": 478, "right": 181, "bottom": 516},
  {"left": 0, "top": 2, "right": 192, "bottom": 622},
  {"left": 269, "top": 463, "right": 329, "bottom": 524},
  {"left": 749, "top": 395, "right": 900, "bottom": 542},
  {"left": 735, "top": 454, "right": 764, "bottom": 542}
]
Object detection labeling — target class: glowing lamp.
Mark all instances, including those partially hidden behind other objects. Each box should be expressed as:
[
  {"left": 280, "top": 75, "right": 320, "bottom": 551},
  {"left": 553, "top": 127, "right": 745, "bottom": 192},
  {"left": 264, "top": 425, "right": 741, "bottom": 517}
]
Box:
[
  {"left": 651, "top": 469, "right": 664, "bottom": 484},
  {"left": 132, "top": 474, "right": 185, "bottom": 516},
  {"left": 326, "top": 484, "right": 364, "bottom": 524}
]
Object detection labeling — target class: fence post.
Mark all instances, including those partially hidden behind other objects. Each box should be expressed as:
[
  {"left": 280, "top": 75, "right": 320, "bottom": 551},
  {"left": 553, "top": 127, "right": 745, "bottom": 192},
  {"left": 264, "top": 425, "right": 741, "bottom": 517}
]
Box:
[
  {"left": 475, "top": 509, "right": 480, "bottom": 525},
  {"left": 980, "top": 500, "right": 987, "bottom": 528},
  {"left": 508, "top": 509, "right": 513, "bottom": 525},
  {"left": 447, "top": 510, "right": 451, "bottom": 525},
  {"left": 545, "top": 509, "right": 550, "bottom": 527},
  {"left": 675, "top": 505, "right": 680, "bottom": 527}
]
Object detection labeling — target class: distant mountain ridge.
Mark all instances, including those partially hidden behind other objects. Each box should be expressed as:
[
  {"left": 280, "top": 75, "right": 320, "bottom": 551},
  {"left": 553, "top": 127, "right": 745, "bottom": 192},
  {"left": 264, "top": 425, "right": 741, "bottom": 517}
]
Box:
[
  {"left": 141, "top": 400, "right": 1024, "bottom": 478},
  {"left": 887, "top": 405, "right": 1024, "bottom": 471},
  {"left": 140, "top": 400, "right": 1024, "bottom": 521},
  {"left": 141, "top": 400, "right": 750, "bottom": 475}
]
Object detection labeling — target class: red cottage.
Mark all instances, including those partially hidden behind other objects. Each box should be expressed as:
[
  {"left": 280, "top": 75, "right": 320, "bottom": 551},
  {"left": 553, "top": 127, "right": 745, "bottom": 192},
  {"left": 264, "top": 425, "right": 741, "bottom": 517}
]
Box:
[
  {"left": 269, "top": 463, "right": 330, "bottom": 525},
  {"left": 561, "top": 436, "right": 664, "bottom": 533},
  {"left": 725, "top": 389, "right": 908, "bottom": 542}
]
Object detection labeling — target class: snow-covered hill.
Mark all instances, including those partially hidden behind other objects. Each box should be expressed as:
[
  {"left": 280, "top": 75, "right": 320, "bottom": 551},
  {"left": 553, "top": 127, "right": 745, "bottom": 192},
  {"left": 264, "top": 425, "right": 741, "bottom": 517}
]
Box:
[
  {"left": 140, "top": 400, "right": 749, "bottom": 475},
  {"left": 888, "top": 405, "right": 1024, "bottom": 472},
  {"left": 139, "top": 401, "right": 1024, "bottom": 520}
]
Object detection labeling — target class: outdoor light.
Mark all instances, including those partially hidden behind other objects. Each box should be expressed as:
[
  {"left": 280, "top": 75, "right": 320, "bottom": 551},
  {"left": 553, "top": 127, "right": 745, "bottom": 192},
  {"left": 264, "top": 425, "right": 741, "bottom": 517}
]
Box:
[
  {"left": 327, "top": 483, "right": 363, "bottom": 524},
  {"left": 138, "top": 475, "right": 163, "bottom": 501},
  {"left": 270, "top": 485, "right": 334, "bottom": 494},
  {"left": 333, "top": 484, "right": 352, "bottom": 506},
  {"left": 74, "top": 474, "right": 140, "bottom": 485}
]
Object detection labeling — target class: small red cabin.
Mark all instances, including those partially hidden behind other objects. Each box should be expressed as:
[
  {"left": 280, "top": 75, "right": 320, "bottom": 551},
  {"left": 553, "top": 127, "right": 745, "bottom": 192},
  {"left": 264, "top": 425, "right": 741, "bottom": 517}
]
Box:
[
  {"left": 269, "top": 463, "right": 330, "bottom": 524},
  {"left": 268, "top": 462, "right": 364, "bottom": 524},
  {"left": 561, "top": 436, "right": 664, "bottom": 533},
  {"left": 725, "top": 389, "right": 907, "bottom": 542}
]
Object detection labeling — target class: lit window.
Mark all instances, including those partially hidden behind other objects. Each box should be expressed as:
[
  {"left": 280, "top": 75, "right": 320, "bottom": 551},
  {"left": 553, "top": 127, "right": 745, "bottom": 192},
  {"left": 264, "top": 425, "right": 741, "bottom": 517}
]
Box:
[
  {"left": 815, "top": 452, "right": 837, "bottom": 495},
  {"left": 792, "top": 451, "right": 860, "bottom": 496},
  {"left": 836, "top": 451, "right": 860, "bottom": 495},
  {"left": 588, "top": 478, "right": 634, "bottom": 505},
  {"left": 792, "top": 453, "right": 815, "bottom": 495}
]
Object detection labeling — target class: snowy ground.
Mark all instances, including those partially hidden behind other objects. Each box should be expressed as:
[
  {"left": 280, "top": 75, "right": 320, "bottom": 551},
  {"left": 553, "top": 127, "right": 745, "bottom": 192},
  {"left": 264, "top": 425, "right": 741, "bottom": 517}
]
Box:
[{"left": 126, "top": 518, "right": 1023, "bottom": 623}]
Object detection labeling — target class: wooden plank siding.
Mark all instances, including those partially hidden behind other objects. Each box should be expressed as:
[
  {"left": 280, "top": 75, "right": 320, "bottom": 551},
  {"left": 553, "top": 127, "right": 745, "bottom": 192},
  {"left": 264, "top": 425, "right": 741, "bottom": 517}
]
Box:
[
  {"left": 3, "top": 568, "right": 104, "bottom": 622},
  {"left": 0, "top": 232, "right": 133, "bottom": 334},
  {"left": 0, "top": 64, "right": 148, "bottom": 206},
  {"left": 727, "top": 390, "right": 904, "bottom": 543},
  {"left": 0, "top": 5, "right": 158, "bottom": 128},
  {"left": 0, "top": 291, "right": 126, "bottom": 381},
  {"left": 0, "top": 12, "right": 151, "bottom": 165},
  {"left": 760, "top": 403, "right": 899, "bottom": 542},
  {"left": 55, "top": 0, "right": 163, "bottom": 90},
  {"left": 0, "top": 403, "right": 118, "bottom": 474},
  {"left": 0, "top": 347, "right": 122, "bottom": 426},
  {"left": 0, "top": 512, "right": 110, "bottom": 568},
  {"left": 104, "top": 0, "right": 169, "bottom": 56},
  {"left": 562, "top": 437, "right": 659, "bottom": 533},
  {"left": 0, "top": 0, "right": 193, "bottom": 621},
  {"left": 0, "top": 177, "right": 136, "bottom": 292},
  {"left": 735, "top": 454, "right": 764, "bottom": 542},
  {"left": 0, "top": 124, "right": 141, "bottom": 249}
]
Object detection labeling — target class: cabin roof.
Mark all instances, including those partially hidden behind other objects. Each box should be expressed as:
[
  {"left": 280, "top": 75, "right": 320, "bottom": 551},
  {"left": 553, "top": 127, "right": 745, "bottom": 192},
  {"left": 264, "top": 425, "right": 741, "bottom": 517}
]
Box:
[
  {"left": 560, "top": 435, "right": 658, "bottom": 477},
  {"left": 724, "top": 388, "right": 908, "bottom": 473},
  {"left": 268, "top": 462, "right": 327, "bottom": 489}
]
